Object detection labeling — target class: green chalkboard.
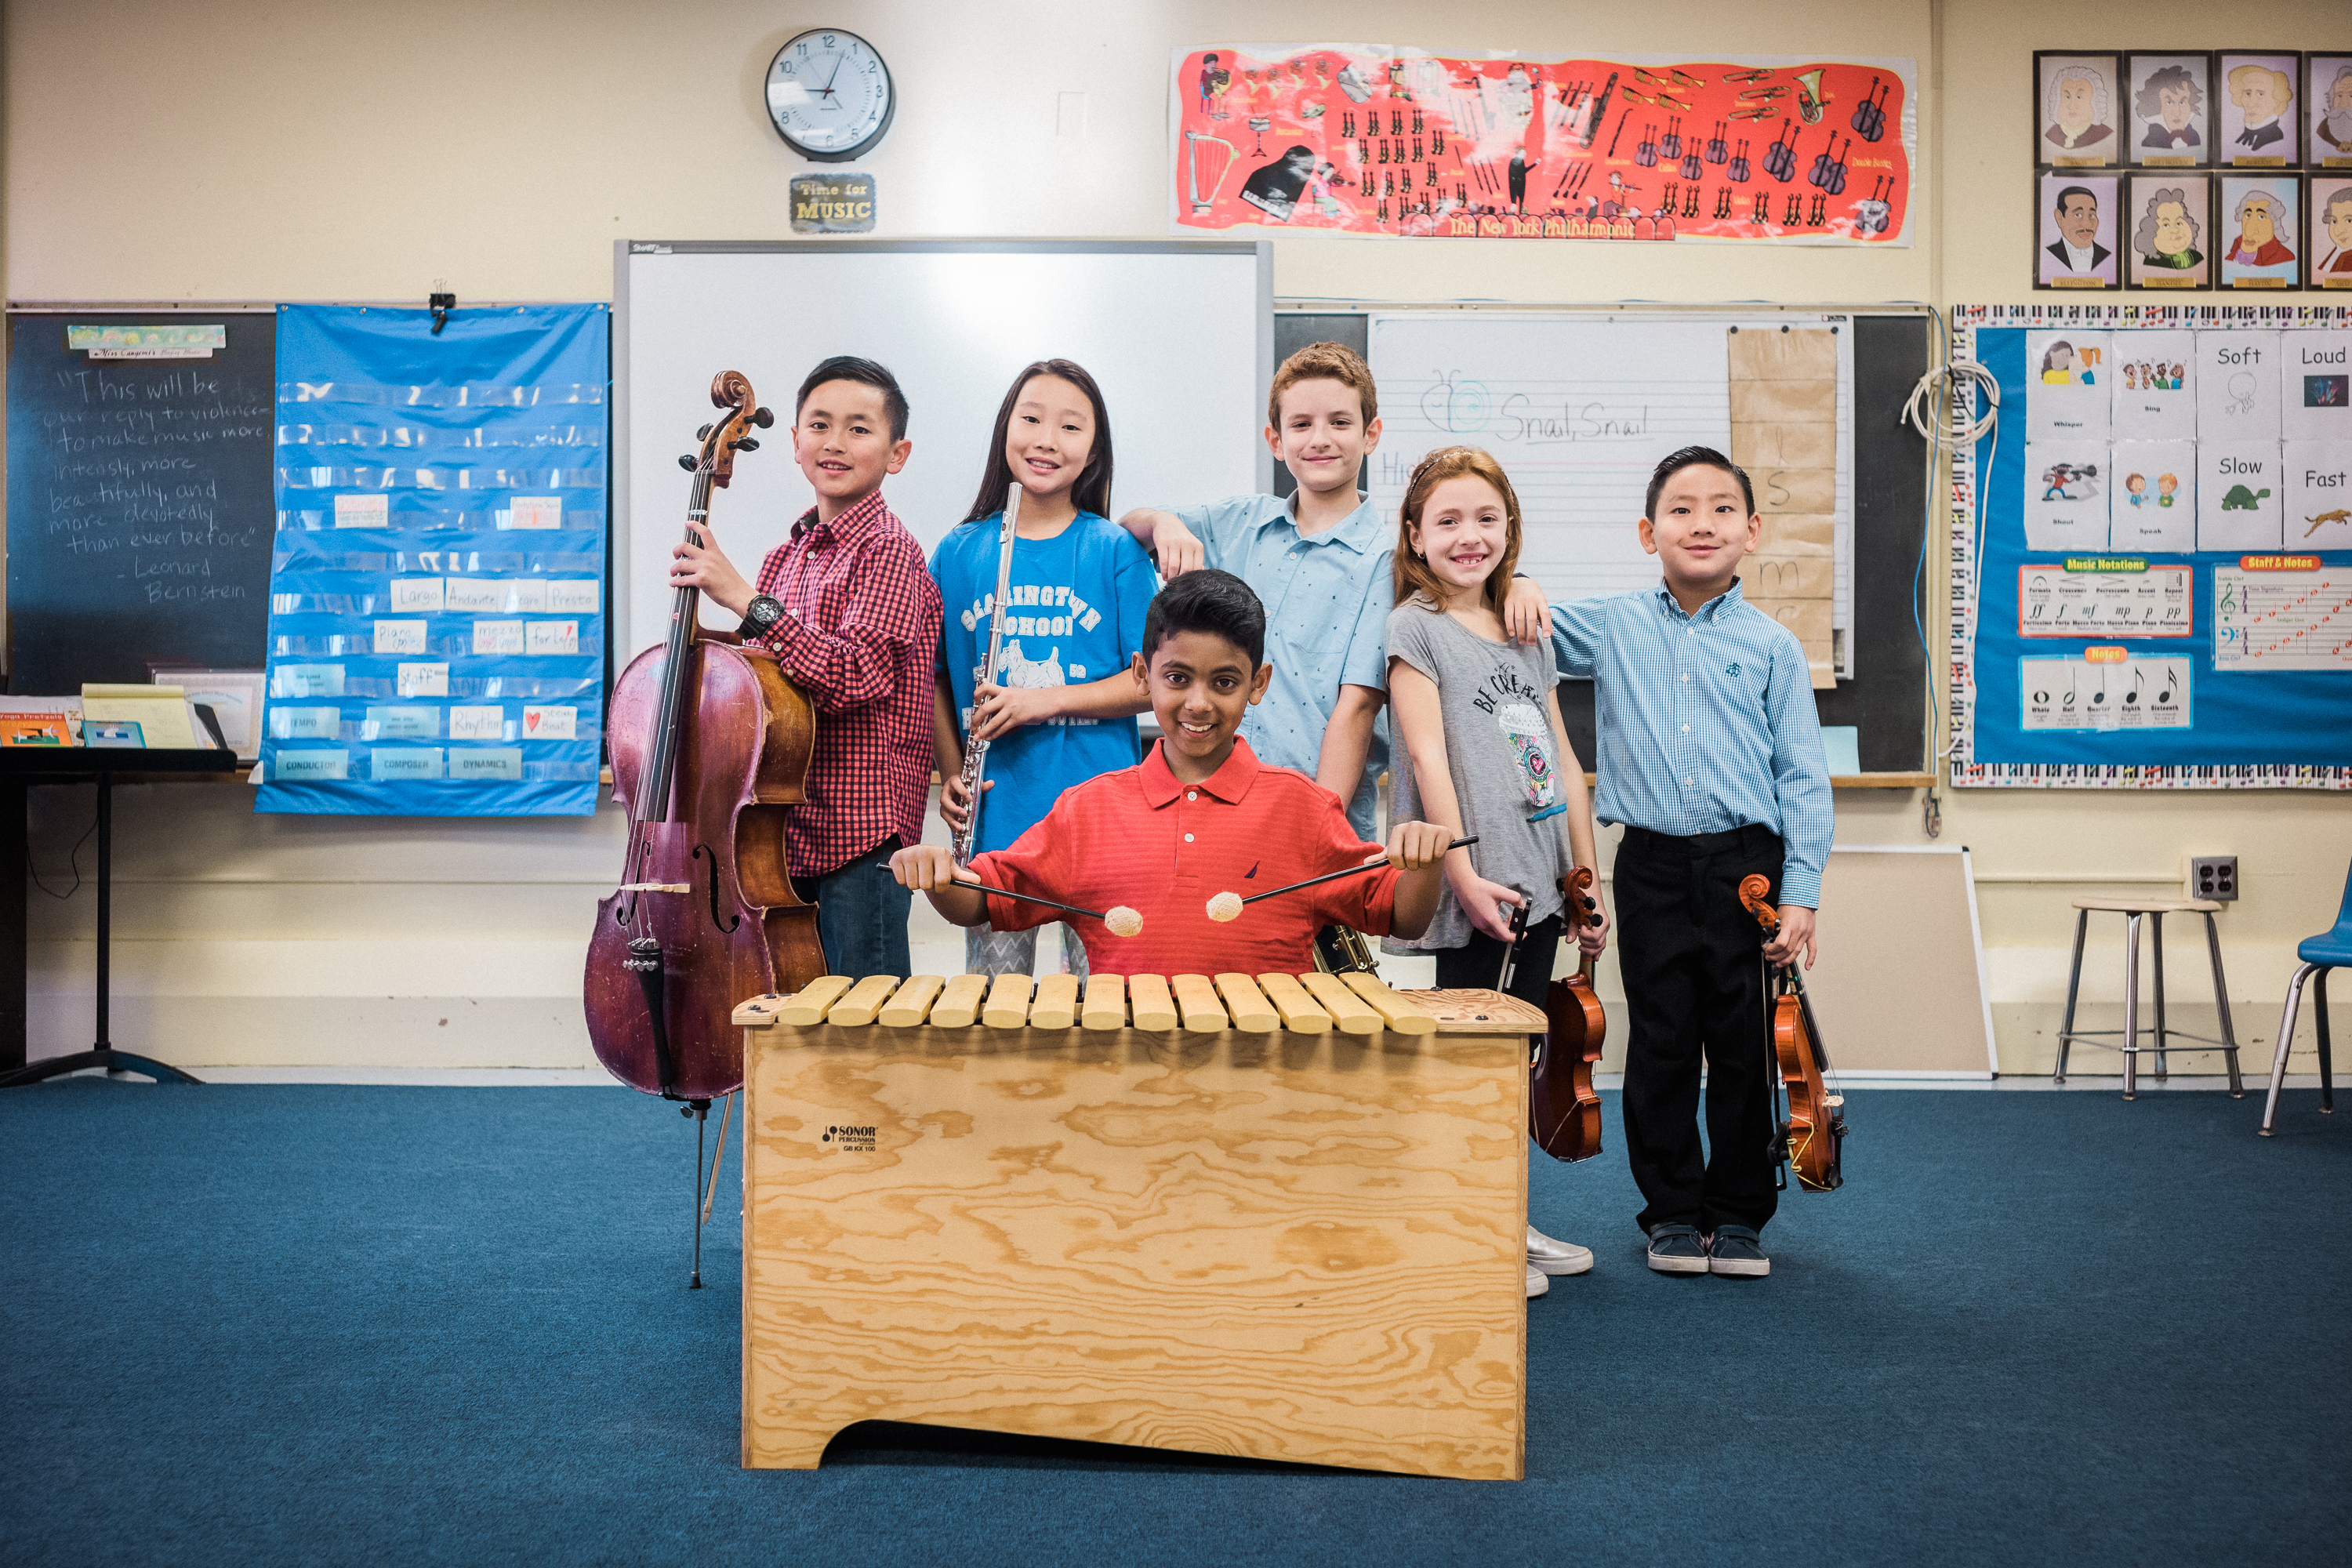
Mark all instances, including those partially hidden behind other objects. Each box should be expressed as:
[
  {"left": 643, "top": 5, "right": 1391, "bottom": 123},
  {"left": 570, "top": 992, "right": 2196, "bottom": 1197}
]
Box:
[{"left": 5, "top": 311, "right": 276, "bottom": 692}]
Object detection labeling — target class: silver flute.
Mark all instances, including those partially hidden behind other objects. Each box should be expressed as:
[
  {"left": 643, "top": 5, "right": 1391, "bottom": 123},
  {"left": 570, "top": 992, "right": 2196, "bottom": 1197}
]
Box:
[{"left": 951, "top": 482, "right": 1021, "bottom": 865}]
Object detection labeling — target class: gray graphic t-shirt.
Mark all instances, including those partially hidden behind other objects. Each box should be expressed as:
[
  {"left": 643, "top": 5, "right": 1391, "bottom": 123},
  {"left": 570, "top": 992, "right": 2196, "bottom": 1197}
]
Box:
[{"left": 1381, "top": 599, "right": 1572, "bottom": 953}]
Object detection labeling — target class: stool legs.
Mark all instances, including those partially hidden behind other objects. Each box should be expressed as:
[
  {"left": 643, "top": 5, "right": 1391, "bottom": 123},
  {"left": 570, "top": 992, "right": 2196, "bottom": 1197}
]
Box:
[
  {"left": 2261, "top": 963, "right": 2320, "bottom": 1135},
  {"left": 2122, "top": 914, "right": 2142, "bottom": 1102},
  {"left": 2056, "top": 908, "right": 2089, "bottom": 1083},
  {"left": 2151, "top": 912, "right": 2169, "bottom": 1081},
  {"left": 2204, "top": 913, "right": 2242, "bottom": 1098}
]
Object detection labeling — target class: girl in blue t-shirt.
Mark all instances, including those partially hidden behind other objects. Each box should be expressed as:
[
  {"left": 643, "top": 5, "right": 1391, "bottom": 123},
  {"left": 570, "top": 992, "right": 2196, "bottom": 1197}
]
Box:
[{"left": 929, "top": 358, "right": 1159, "bottom": 978}]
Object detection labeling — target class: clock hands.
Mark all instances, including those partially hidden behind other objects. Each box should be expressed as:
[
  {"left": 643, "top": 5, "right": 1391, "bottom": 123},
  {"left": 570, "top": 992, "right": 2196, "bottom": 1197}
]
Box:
[{"left": 816, "top": 49, "right": 848, "bottom": 107}]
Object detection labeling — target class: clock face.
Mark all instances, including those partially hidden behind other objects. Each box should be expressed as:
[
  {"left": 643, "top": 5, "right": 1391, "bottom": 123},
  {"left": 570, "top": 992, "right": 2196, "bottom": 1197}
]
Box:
[{"left": 766, "top": 30, "right": 894, "bottom": 162}]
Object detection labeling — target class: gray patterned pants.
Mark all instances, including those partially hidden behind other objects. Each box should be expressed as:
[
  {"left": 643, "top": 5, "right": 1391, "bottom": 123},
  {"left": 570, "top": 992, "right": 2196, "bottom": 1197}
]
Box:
[{"left": 965, "top": 921, "right": 1090, "bottom": 979}]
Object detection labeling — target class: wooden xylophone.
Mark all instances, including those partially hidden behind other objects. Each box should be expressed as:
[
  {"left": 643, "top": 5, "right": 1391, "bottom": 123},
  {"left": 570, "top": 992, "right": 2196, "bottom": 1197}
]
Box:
[{"left": 735, "top": 973, "right": 1542, "bottom": 1480}]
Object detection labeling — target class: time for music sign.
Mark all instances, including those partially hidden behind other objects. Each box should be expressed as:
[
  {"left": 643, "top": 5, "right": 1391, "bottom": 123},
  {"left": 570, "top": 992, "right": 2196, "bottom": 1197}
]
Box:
[{"left": 1169, "top": 45, "right": 1915, "bottom": 246}]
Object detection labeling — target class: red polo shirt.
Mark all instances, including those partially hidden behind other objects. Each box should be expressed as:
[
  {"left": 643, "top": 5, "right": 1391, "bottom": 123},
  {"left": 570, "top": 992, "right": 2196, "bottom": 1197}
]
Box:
[{"left": 967, "top": 737, "right": 1399, "bottom": 977}]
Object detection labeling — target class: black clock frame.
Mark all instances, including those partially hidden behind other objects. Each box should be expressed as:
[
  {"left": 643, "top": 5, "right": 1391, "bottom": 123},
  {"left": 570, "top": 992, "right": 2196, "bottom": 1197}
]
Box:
[{"left": 766, "top": 30, "right": 895, "bottom": 164}]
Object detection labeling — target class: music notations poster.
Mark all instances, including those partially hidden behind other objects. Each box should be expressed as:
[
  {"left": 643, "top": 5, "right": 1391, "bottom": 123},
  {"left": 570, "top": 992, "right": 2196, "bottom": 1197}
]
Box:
[{"left": 1167, "top": 45, "right": 1915, "bottom": 246}]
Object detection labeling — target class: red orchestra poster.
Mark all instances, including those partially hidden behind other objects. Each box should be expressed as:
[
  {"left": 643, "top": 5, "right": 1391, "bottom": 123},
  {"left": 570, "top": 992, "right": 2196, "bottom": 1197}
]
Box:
[{"left": 1170, "top": 45, "right": 1915, "bottom": 245}]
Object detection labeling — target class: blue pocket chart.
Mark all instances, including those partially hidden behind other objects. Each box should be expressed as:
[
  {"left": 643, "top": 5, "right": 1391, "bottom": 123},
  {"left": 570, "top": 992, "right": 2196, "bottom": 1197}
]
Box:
[{"left": 257, "top": 303, "right": 609, "bottom": 815}]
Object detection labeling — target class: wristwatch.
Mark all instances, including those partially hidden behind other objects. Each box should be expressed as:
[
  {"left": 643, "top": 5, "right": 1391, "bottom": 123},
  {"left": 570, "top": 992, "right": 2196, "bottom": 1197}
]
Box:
[{"left": 736, "top": 595, "right": 784, "bottom": 639}]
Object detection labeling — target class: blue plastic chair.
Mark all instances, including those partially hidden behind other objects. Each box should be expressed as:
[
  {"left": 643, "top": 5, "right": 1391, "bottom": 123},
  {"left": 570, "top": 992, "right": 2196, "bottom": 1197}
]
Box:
[{"left": 2259, "top": 859, "right": 2352, "bottom": 1135}]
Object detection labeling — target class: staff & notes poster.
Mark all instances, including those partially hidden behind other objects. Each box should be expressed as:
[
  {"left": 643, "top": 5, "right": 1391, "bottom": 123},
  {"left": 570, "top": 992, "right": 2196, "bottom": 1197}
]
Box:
[
  {"left": 256, "top": 304, "right": 610, "bottom": 816},
  {"left": 1951, "top": 302, "right": 2352, "bottom": 789}
]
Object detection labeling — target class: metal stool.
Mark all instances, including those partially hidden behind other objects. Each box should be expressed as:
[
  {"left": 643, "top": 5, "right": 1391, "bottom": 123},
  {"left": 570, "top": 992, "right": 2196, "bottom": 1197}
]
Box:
[{"left": 2055, "top": 899, "right": 2242, "bottom": 1100}]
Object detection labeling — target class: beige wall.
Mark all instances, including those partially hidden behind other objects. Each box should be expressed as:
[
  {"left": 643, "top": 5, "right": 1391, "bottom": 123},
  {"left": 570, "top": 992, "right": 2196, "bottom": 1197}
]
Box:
[{"left": 8, "top": 0, "right": 2347, "bottom": 1075}]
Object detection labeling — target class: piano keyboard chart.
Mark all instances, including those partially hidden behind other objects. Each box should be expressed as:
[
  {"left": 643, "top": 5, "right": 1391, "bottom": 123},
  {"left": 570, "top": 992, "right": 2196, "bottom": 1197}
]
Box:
[
  {"left": 2021, "top": 655, "right": 2192, "bottom": 731},
  {"left": 2017, "top": 564, "right": 2193, "bottom": 637},
  {"left": 2212, "top": 567, "right": 2352, "bottom": 671}
]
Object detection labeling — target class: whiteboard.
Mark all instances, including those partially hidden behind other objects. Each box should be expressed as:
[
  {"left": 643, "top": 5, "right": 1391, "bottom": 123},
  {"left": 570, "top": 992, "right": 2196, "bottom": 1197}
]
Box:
[
  {"left": 615, "top": 241, "right": 1269, "bottom": 660},
  {"left": 1367, "top": 310, "right": 1854, "bottom": 669}
]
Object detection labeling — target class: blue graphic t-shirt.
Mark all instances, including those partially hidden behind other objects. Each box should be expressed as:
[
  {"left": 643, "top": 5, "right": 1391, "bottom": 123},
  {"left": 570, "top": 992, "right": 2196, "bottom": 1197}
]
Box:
[{"left": 929, "top": 510, "right": 1160, "bottom": 855}]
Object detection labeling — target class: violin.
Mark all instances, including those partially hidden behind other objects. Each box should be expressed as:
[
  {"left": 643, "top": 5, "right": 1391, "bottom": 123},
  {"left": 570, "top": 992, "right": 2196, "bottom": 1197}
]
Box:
[
  {"left": 1737, "top": 874, "right": 1846, "bottom": 1192},
  {"left": 1850, "top": 77, "right": 1890, "bottom": 143},
  {"left": 1764, "top": 119, "right": 1798, "bottom": 182},
  {"left": 586, "top": 372, "right": 829, "bottom": 1105},
  {"left": 1532, "top": 867, "right": 1607, "bottom": 1163},
  {"left": 1810, "top": 135, "right": 1851, "bottom": 194}
]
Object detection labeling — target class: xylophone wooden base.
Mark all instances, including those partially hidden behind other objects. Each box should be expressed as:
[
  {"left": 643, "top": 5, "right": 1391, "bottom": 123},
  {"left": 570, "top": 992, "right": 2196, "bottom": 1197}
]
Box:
[{"left": 739, "top": 991, "right": 1537, "bottom": 1479}]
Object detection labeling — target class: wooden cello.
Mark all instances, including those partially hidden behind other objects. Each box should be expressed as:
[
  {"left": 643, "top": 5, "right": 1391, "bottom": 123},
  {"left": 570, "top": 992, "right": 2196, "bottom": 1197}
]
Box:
[
  {"left": 1532, "top": 866, "right": 1607, "bottom": 1161},
  {"left": 1736, "top": 873, "right": 1846, "bottom": 1192},
  {"left": 586, "top": 371, "right": 829, "bottom": 1106}
]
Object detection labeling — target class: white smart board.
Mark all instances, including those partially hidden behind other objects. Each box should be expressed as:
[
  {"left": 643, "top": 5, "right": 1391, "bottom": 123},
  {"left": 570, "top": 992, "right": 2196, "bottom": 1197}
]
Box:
[
  {"left": 1367, "top": 310, "right": 1855, "bottom": 664},
  {"left": 615, "top": 240, "right": 1270, "bottom": 660}
]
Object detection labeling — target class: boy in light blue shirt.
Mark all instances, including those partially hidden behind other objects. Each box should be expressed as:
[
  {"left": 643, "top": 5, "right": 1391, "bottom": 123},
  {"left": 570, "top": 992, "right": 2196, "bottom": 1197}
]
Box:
[
  {"left": 1550, "top": 445, "right": 1833, "bottom": 1283},
  {"left": 1122, "top": 342, "right": 1548, "bottom": 839}
]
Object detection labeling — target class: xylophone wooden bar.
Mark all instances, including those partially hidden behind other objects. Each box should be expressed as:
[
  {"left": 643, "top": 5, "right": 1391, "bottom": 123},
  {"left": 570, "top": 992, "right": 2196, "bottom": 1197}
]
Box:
[
  {"left": 1297, "top": 971, "right": 1383, "bottom": 1034},
  {"left": 877, "top": 975, "right": 944, "bottom": 1028},
  {"left": 1254, "top": 972, "right": 1333, "bottom": 1033},
  {"left": 1341, "top": 971, "right": 1439, "bottom": 1036},
  {"left": 1030, "top": 973, "right": 1081, "bottom": 1030},
  {"left": 982, "top": 972, "right": 1033, "bottom": 1029},
  {"left": 737, "top": 974, "right": 1541, "bottom": 1481},
  {"left": 1213, "top": 973, "right": 1280, "bottom": 1033},
  {"left": 1080, "top": 974, "right": 1128, "bottom": 1030},
  {"left": 826, "top": 974, "right": 899, "bottom": 1028}
]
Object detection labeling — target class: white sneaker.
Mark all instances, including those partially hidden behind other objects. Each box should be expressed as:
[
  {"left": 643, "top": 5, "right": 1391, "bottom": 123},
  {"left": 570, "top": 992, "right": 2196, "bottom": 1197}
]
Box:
[
  {"left": 1525, "top": 1262, "right": 1550, "bottom": 1298},
  {"left": 1526, "top": 1224, "right": 1595, "bottom": 1276}
]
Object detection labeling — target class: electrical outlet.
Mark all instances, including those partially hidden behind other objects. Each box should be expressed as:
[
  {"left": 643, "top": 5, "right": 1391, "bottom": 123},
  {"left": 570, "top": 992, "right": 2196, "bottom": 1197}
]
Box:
[{"left": 2188, "top": 855, "right": 2238, "bottom": 903}]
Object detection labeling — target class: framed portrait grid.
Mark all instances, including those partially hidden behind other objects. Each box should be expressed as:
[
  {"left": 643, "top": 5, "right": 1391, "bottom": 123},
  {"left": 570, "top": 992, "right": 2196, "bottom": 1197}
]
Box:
[{"left": 2034, "top": 49, "right": 2341, "bottom": 292}]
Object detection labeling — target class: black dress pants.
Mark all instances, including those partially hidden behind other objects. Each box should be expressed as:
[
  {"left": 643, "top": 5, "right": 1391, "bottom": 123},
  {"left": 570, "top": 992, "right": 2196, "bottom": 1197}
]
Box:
[{"left": 1614, "top": 824, "right": 1783, "bottom": 1236}]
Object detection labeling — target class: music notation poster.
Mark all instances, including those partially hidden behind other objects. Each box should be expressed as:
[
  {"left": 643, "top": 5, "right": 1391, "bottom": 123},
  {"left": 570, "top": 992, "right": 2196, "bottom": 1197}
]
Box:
[
  {"left": 1949, "top": 303, "right": 2352, "bottom": 792},
  {"left": 1167, "top": 46, "right": 1914, "bottom": 246}
]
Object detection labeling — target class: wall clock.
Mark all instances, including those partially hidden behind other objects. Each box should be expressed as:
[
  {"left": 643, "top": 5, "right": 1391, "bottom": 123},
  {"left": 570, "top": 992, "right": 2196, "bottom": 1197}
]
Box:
[{"left": 765, "top": 29, "right": 895, "bottom": 163}]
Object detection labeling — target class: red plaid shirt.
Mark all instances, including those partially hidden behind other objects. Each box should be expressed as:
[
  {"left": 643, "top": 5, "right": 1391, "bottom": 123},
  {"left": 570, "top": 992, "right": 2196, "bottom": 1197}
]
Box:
[{"left": 747, "top": 490, "right": 941, "bottom": 878}]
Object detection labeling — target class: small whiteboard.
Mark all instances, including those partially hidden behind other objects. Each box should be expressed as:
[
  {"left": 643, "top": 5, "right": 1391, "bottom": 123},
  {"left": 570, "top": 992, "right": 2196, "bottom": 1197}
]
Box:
[
  {"left": 1367, "top": 310, "right": 1854, "bottom": 670},
  {"left": 1806, "top": 846, "right": 1998, "bottom": 1078},
  {"left": 615, "top": 240, "right": 1269, "bottom": 661}
]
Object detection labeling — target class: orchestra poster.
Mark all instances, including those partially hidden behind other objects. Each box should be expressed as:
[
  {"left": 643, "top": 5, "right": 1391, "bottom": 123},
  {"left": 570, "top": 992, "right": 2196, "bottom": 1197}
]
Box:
[{"left": 1167, "top": 45, "right": 1915, "bottom": 246}]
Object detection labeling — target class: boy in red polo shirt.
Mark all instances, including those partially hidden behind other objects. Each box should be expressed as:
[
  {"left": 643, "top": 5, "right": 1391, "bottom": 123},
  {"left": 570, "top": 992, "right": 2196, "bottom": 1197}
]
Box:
[
  {"left": 891, "top": 570, "right": 1451, "bottom": 975},
  {"left": 669, "top": 355, "right": 942, "bottom": 978}
]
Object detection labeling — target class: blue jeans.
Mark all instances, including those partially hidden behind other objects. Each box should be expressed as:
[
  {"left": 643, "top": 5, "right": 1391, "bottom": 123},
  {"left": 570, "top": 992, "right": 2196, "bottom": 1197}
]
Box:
[{"left": 793, "top": 838, "right": 911, "bottom": 979}]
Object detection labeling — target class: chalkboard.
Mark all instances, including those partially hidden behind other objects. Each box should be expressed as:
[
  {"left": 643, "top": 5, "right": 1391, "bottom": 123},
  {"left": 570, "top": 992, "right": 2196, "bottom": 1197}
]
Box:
[
  {"left": 5, "top": 311, "right": 275, "bottom": 692},
  {"left": 1273, "top": 310, "right": 1927, "bottom": 771}
]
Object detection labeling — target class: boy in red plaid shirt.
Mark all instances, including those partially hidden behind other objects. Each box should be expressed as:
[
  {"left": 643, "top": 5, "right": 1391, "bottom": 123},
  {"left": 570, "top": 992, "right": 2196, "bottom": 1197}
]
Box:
[{"left": 670, "top": 356, "right": 942, "bottom": 978}]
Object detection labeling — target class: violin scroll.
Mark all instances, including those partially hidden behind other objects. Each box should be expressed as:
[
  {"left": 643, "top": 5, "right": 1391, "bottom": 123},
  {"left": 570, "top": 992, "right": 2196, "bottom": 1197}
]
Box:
[{"left": 1737, "top": 873, "right": 1779, "bottom": 935}]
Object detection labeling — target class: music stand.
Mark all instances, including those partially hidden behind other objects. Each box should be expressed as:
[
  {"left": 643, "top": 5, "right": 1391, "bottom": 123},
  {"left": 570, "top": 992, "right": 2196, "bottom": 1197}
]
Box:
[{"left": 1, "top": 747, "right": 238, "bottom": 1088}]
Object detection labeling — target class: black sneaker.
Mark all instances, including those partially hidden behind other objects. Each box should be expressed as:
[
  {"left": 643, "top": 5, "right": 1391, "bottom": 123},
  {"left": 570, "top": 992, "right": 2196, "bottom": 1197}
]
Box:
[
  {"left": 1707, "top": 1225, "right": 1770, "bottom": 1277},
  {"left": 1645, "top": 1222, "right": 1708, "bottom": 1275}
]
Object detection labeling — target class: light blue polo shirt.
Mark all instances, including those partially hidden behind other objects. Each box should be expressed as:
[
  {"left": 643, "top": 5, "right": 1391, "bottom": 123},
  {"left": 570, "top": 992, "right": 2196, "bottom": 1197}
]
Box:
[{"left": 1167, "top": 492, "right": 1392, "bottom": 837}]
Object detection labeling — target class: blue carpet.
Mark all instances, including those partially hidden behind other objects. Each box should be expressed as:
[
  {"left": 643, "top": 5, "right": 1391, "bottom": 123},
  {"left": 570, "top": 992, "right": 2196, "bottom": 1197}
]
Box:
[{"left": 2, "top": 1082, "right": 2345, "bottom": 1566}]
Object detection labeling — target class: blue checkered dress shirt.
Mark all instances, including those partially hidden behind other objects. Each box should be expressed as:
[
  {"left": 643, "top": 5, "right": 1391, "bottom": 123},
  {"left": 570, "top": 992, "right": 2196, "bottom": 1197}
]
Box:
[{"left": 1551, "top": 580, "right": 1835, "bottom": 908}]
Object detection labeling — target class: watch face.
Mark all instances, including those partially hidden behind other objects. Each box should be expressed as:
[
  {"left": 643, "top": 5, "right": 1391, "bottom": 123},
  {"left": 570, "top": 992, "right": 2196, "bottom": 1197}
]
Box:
[
  {"left": 752, "top": 599, "right": 781, "bottom": 625},
  {"left": 766, "top": 30, "right": 894, "bottom": 162}
]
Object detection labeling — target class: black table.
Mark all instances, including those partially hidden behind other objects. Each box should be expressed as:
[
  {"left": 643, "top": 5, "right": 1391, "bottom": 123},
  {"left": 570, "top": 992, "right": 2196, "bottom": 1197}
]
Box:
[{"left": 3, "top": 747, "right": 241, "bottom": 1087}]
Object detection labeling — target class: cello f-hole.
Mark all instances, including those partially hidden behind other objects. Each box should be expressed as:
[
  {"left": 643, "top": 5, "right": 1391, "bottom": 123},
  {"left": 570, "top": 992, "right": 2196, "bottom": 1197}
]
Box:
[{"left": 695, "top": 844, "right": 741, "bottom": 934}]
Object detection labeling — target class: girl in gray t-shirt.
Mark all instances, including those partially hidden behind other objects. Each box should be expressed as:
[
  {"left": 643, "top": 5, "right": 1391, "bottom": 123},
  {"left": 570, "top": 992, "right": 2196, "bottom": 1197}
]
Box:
[
  {"left": 1380, "top": 448, "right": 1604, "bottom": 1000},
  {"left": 1384, "top": 445, "right": 1608, "bottom": 1294}
]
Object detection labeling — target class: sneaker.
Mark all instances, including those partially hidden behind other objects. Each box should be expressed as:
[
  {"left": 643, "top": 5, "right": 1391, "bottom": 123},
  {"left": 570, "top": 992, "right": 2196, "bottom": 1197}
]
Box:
[
  {"left": 1526, "top": 1224, "right": 1594, "bottom": 1276},
  {"left": 1707, "top": 1225, "right": 1770, "bottom": 1277},
  {"left": 1646, "top": 1222, "right": 1708, "bottom": 1275},
  {"left": 1525, "top": 1263, "right": 1550, "bottom": 1298}
]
